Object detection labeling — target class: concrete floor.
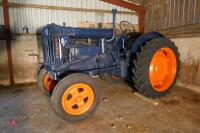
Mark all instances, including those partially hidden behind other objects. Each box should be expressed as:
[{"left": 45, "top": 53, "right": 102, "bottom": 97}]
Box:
[{"left": 0, "top": 78, "right": 200, "bottom": 133}]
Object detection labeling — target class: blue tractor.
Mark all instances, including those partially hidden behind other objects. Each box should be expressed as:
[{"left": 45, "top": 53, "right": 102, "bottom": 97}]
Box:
[{"left": 37, "top": 9, "right": 180, "bottom": 122}]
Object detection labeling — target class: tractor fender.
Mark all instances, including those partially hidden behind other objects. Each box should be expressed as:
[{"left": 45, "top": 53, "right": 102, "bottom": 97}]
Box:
[{"left": 131, "top": 32, "right": 164, "bottom": 54}]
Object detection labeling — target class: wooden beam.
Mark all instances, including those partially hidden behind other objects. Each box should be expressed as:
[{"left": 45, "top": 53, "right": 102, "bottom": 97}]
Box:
[
  {"left": 101, "top": 0, "right": 144, "bottom": 12},
  {"left": 139, "top": 9, "right": 145, "bottom": 33},
  {"left": 2, "top": 0, "right": 14, "bottom": 85},
  {"left": 101, "top": 0, "right": 145, "bottom": 32},
  {"left": 8, "top": 2, "right": 137, "bottom": 15}
]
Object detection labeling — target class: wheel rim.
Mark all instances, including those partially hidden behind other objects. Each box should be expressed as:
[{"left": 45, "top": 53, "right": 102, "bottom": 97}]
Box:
[
  {"left": 149, "top": 47, "right": 177, "bottom": 92},
  {"left": 61, "top": 83, "right": 94, "bottom": 116},
  {"left": 43, "top": 74, "right": 54, "bottom": 92}
]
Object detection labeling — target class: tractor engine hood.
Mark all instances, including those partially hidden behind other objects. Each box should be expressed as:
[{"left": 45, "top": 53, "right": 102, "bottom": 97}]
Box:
[{"left": 43, "top": 24, "right": 113, "bottom": 39}]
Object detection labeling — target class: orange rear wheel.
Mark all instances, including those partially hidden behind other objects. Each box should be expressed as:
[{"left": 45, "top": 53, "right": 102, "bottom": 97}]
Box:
[
  {"left": 149, "top": 48, "right": 177, "bottom": 92},
  {"left": 132, "top": 38, "right": 180, "bottom": 98},
  {"left": 61, "top": 83, "right": 94, "bottom": 116}
]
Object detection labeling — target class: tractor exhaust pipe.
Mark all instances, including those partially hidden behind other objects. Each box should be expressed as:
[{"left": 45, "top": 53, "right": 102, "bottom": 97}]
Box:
[{"left": 107, "top": 9, "right": 117, "bottom": 42}]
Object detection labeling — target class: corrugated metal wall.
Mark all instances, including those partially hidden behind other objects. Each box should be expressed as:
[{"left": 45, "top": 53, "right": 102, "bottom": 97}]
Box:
[
  {"left": 2, "top": 0, "right": 138, "bottom": 40},
  {"left": 0, "top": 6, "right": 3, "bottom": 25},
  {"left": 8, "top": 8, "right": 137, "bottom": 31}
]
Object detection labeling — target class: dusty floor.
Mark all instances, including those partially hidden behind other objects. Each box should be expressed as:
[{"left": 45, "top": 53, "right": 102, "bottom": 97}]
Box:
[{"left": 0, "top": 78, "right": 200, "bottom": 133}]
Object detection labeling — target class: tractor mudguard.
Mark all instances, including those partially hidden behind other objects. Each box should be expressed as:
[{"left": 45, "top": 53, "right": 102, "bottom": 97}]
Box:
[{"left": 131, "top": 32, "right": 164, "bottom": 54}]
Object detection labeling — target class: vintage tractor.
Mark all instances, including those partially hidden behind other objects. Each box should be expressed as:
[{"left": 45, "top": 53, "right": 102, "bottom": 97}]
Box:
[{"left": 37, "top": 9, "right": 180, "bottom": 122}]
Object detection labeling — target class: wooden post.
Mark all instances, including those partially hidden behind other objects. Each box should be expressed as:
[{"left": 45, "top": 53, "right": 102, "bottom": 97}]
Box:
[{"left": 2, "top": 0, "right": 14, "bottom": 85}]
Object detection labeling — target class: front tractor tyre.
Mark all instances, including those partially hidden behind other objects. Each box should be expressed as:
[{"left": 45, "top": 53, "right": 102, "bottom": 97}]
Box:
[
  {"left": 37, "top": 68, "right": 56, "bottom": 95},
  {"left": 132, "top": 38, "right": 180, "bottom": 98},
  {"left": 51, "top": 73, "right": 100, "bottom": 122}
]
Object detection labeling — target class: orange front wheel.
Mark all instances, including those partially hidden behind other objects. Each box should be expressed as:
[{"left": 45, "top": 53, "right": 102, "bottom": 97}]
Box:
[
  {"left": 61, "top": 83, "right": 95, "bottom": 116},
  {"left": 37, "top": 68, "right": 56, "bottom": 95},
  {"left": 43, "top": 73, "right": 55, "bottom": 93},
  {"left": 51, "top": 73, "right": 100, "bottom": 122}
]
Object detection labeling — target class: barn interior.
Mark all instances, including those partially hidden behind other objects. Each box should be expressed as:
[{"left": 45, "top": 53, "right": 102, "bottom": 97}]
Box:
[{"left": 0, "top": 0, "right": 200, "bottom": 132}]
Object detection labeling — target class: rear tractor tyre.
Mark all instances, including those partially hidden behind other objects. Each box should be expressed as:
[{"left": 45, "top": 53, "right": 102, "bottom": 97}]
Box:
[
  {"left": 37, "top": 68, "right": 56, "bottom": 95},
  {"left": 132, "top": 38, "right": 180, "bottom": 98},
  {"left": 51, "top": 73, "right": 100, "bottom": 122}
]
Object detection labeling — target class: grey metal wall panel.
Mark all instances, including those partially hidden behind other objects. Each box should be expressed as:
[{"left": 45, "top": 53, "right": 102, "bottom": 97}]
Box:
[
  {"left": 9, "top": 7, "right": 137, "bottom": 32},
  {"left": 8, "top": 0, "right": 134, "bottom": 12},
  {"left": 0, "top": 7, "right": 4, "bottom": 25},
  {"left": 7, "top": 0, "right": 138, "bottom": 40}
]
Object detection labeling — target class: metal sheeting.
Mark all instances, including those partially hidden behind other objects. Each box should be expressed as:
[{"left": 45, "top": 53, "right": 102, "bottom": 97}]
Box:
[
  {"left": 0, "top": 6, "right": 4, "bottom": 25},
  {"left": 9, "top": 8, "right": 138, "bottom": 32},
  {"left": 7, "top": 0, "right": 138, "bottom": 40},
  {"left": 8, "top": 0, "right": 132, "bottom": 11}
]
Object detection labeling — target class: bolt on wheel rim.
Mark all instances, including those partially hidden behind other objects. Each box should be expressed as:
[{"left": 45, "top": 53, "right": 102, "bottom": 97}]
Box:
[
  {"left": 61, "top": 83, "right": 94, "bottom": 116},
  {"left": 149, "top": 47, "right": 177, "bottom": 92}
]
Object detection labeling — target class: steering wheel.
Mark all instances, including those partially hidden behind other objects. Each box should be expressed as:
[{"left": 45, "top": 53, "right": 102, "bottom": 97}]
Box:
[{"left": 119, "top": 21, "right": 135, "bottom": 33}]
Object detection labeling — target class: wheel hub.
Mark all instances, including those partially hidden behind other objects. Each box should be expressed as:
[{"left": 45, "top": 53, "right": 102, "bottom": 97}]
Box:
[
  {"left": 43, "top": 74, "right": 54, "bottom": 92},
  {"left": 61, "top": 83, "right": 94, "bottom": 116},
  {"left": 149, "top": 48, "right": 177, "bottom": 92},
  {"left": 74, "top": 95, "right": 82, "bottom": 103}
]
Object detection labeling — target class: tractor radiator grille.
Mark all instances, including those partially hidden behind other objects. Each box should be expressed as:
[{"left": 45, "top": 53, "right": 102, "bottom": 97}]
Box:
[
  {"left": 62, "top": 47, "right": 70, "bottom": 63},
  {"left": 43, "top": 36, "right": 70, "bottom": 70},
  {"left": 43, "top": 36, "right": 56, "bottom": 67}
]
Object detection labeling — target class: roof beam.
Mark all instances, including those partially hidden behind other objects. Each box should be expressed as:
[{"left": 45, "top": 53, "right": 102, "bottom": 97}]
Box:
[{"left": 101, "top": 0, "right": 144, "bottom": 12}]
